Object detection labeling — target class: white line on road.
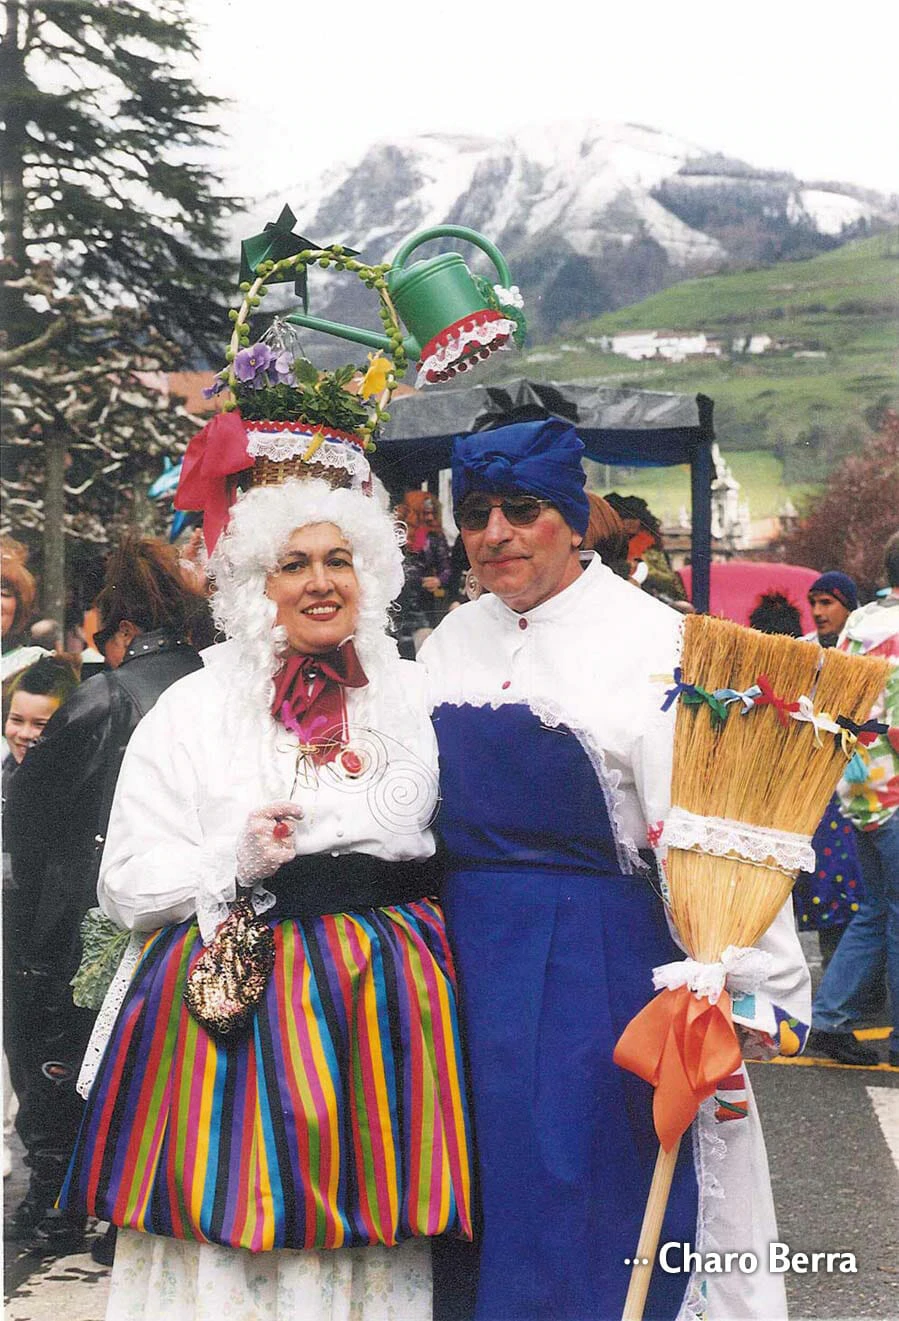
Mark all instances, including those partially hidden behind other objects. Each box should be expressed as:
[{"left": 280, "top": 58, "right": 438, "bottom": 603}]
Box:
[{"left": 867, "top": 1085, "right": 899, "bottom": 1176}]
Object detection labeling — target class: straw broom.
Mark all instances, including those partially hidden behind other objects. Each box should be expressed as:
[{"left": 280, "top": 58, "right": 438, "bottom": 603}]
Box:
[{"left": 615, "top": 613, "right": 889, "bottom": 1321}]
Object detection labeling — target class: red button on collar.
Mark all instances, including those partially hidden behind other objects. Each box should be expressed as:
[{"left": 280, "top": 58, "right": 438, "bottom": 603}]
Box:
[
  {"left": 501, "top": 680, "right": 511, "bottom": 690},
  {"left": 518, "top": 617, "right": 528, "bottom": 630}
]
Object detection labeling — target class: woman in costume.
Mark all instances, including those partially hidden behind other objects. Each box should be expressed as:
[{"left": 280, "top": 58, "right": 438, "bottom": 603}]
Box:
[{"left": 59, "top": 432, "right": 472, "bottom": 1319}]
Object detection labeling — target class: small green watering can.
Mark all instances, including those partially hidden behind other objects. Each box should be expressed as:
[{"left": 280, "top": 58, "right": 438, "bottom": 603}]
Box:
[{"left": 283, "top": 224, "right": 522, "bottom": 380}]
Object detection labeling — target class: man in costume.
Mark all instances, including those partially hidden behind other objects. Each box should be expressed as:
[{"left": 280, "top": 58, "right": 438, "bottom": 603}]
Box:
[{"left": 419, "top": 418, "right": 811, "bottom": 1321}]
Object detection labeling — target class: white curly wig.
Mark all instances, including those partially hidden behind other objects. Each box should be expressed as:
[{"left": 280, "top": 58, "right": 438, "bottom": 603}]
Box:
[{"left": 208, "top": 478, "right": 406, "bottom": 746}]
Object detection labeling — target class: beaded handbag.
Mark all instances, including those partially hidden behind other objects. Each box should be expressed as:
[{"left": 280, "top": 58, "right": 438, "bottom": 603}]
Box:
[{"left": 184, "top": 897, "right": 276, "bottom": 1041}]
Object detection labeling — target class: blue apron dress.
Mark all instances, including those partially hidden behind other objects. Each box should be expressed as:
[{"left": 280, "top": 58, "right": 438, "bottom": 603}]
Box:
[{"left": 432, "top": 701, "right": 698, "bottom": 1321}]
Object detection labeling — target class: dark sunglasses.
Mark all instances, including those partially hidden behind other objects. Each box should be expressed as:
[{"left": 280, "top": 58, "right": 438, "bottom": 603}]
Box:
[
  {"left": 92, "top": 621, "right": 117, "bottom": 652},
  {"left": 457, "top": 496, "right": 553, "bottom": 532}
]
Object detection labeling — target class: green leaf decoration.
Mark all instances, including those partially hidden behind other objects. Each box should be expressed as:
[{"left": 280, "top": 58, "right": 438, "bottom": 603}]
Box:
[
  {"left": 471, "top": 272, "right": 526, "bottom": 346},
  {"left": 292, "top": 357, "right": 319, "bottom": 385},
  {"left": 507, "top": 305, "right": 527, "bottom": 348},
  {"left": 472, "top": 273, "right": 501, "bottom": 314},
  {"left": 234, "top": 364, "right": 372, "bottom": 433},
  {"left": 70, "top": 908, "right": 133, "bottom": 1010},
  {"left": 238, "top": 205, "right": 360, "bottom": 308}
]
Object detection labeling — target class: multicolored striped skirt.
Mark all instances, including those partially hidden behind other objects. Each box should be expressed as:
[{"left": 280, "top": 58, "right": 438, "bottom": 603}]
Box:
[{"left": 59, "top": 899, "right": 473, "bottom": 1252}]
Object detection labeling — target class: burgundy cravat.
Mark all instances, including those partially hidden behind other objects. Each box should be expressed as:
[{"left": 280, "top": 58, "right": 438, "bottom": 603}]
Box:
[{"left": 271, "top": 640, "right": 368, "bottom": 765}]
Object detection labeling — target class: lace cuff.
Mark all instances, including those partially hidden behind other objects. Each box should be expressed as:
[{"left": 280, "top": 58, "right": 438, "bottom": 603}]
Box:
[
  {"left": 661, "top": 805, "right": 815, "bottom": 873},
  {"left": 196, "top": 839, "right": 280, "bottom": 944},
  {"left": 195, "top": 839, "right": 239, "bottom": 943}
]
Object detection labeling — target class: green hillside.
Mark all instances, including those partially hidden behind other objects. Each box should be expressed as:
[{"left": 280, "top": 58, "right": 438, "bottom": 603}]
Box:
[
  {"left": 509, "top": 233, "right": 899, "bottom": 510},
  {"left": 581, "top": 450, "right": 818, "bottom": 532}
]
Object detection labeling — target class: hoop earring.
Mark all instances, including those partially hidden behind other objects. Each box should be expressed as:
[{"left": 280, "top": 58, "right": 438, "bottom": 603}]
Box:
[{"left": 464, "top": 570, "right": 482, "bottom": 602}]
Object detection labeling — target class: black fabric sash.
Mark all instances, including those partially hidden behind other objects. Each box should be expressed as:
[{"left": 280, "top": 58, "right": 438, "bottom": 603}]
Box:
[{"left": 264, "top": 852, "right": 440, "bottom": 921}]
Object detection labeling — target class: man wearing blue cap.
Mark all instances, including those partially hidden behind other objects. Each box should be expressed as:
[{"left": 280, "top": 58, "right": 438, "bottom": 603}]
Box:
[
  {"left": 805, "top": 571, "right": 858, "bottom": 648},
  {"left": 419, "top": 419, "right": 809, "bottom": 1321}
]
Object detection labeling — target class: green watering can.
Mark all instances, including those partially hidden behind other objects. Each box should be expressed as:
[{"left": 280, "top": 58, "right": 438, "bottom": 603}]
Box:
[{"left": 283, "top": 225, "right": 520, "bottom": 377}]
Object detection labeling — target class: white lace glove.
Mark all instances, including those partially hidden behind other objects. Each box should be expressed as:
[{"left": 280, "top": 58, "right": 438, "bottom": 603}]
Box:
[{"left": 235, "top": 801, "right": 304, "bottom": 887}]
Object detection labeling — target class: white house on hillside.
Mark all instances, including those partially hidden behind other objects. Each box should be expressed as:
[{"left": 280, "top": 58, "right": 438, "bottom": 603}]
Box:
[{"left": 587, "top": 330, "right": 722, "bottom": 361}]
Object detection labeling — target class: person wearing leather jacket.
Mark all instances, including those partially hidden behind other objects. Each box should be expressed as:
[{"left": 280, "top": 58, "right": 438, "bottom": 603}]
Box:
[{"left": 3, "top": 534, "right": 208, "bottom": 1251}]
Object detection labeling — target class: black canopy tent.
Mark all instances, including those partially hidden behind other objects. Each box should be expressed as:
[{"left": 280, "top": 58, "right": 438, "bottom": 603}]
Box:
[{"left": 371, "top": 379, "right": 715, "bottom": 613}]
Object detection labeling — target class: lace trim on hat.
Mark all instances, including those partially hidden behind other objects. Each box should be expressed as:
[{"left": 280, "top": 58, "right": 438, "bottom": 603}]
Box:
[
  {"left": 416, "top": 313, "right": 516, "bottom": 386},
  {"left": 661, "top": 805, "right": 815, "bottom": 874},
  {"left": 245, "top": 426, "right": 371, "bottom": 483}
]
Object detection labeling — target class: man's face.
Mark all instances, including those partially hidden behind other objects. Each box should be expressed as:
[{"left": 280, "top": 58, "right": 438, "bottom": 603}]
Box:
[
  {"left": 808, "top": 591, "right": 850, "bottom": 642},
  {"left": 460, "top": 493, "right": 583, "bottom": 613}
]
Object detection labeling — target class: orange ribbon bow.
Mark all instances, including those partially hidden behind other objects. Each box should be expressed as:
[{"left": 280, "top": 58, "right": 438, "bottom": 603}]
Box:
[{"left": 613, "top": 984, "right": 743, "bottom": 1151}]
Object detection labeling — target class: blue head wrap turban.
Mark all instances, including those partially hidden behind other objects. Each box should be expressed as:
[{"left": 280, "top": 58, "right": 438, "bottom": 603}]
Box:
[{"left": 451, "top": 419, "right": 590, "bottom": 536}]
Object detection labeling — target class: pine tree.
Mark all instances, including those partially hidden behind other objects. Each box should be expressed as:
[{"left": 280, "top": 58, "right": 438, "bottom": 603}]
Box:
[
  {"left": 0, "top": 0, "right": 239, "bottom": 620},
  {"left": 1, "top": 0, "right": 236, "bottom": 353}
]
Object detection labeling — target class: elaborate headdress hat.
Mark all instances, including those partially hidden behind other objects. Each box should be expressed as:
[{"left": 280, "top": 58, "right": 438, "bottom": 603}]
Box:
[
  {"left": 175, "top": 206, "right": 525, "bottom": 553},
  {"left": 175, "top": 315, "right": 386, "bottom": 554}
]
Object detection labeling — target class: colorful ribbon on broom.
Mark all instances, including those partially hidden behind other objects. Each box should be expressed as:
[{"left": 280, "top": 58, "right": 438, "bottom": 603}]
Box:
[
  {"left": 834, "top": 715, "right": 890, "bottom": 782},
  {"left": 613, "top": 945, "right": 773, "bottom": 1151},
  {"left": 661, "top": 668, "right": 729, "bottom": 725},
  {"left": 753, "top": 673, "right": 799, "bottom": 727},
  {"left": 661, "top": 672, "right": 892, "bottom": 780}
]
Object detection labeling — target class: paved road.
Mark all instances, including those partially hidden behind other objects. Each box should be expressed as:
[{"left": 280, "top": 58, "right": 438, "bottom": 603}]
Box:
[{"left": 751, "top": 1054, "right": 899, "bottom": 1319}]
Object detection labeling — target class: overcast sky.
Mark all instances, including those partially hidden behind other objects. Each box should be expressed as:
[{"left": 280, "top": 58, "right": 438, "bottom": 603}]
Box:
[{"left": 193, "top": 0, "right": 899, "bottom": 212}]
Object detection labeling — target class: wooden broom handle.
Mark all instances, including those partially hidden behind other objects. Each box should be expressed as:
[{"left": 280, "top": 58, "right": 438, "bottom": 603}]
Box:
[{"left": 621, "top": 1138, "right": 681, "bottom": 1321}]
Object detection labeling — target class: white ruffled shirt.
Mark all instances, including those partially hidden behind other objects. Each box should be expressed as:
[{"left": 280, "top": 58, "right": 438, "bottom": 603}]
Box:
[
  {"left": 418, "top": 556, "right": 809, "bottom": 1020},
  {"left": 98, "top": 639, "right": 438, "bottom": 938},
  {"left": 419, "top": 555, "right": 680, "bottom": 858}
]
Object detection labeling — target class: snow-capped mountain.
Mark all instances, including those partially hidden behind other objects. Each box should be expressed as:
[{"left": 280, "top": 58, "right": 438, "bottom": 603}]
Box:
[{"left": 249, "top": 122, "right": 897, "bottom": 342}]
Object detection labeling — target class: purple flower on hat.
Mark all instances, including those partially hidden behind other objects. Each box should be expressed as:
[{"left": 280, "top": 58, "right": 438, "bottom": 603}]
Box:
[
  {"left": 270, "top": 349, "right": 296, "bottom": 386},
  {"left": 234, "top": 343, "right": 275, "bottom": 389},
  {"left": 202, "top": 374, "right": 227, "bottom": 399}
]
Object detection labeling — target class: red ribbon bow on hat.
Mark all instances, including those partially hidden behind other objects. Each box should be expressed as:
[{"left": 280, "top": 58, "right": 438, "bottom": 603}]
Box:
[
  {"left": 271, "top": 641, "right": 368, "bottom": 766},
  {"left": 174, "top": 412, "right": 254, "bottom": 554}
]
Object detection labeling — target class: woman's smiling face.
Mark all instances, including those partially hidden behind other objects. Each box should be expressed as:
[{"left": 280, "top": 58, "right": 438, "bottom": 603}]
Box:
[{"left": 265, "top": 523, "right": 360, "bottom": 655}]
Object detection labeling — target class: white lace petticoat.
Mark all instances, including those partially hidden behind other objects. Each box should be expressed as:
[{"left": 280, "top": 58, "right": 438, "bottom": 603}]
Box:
[{"left": 106, "top": 1230, "right": 432, "bottom": 1321}]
